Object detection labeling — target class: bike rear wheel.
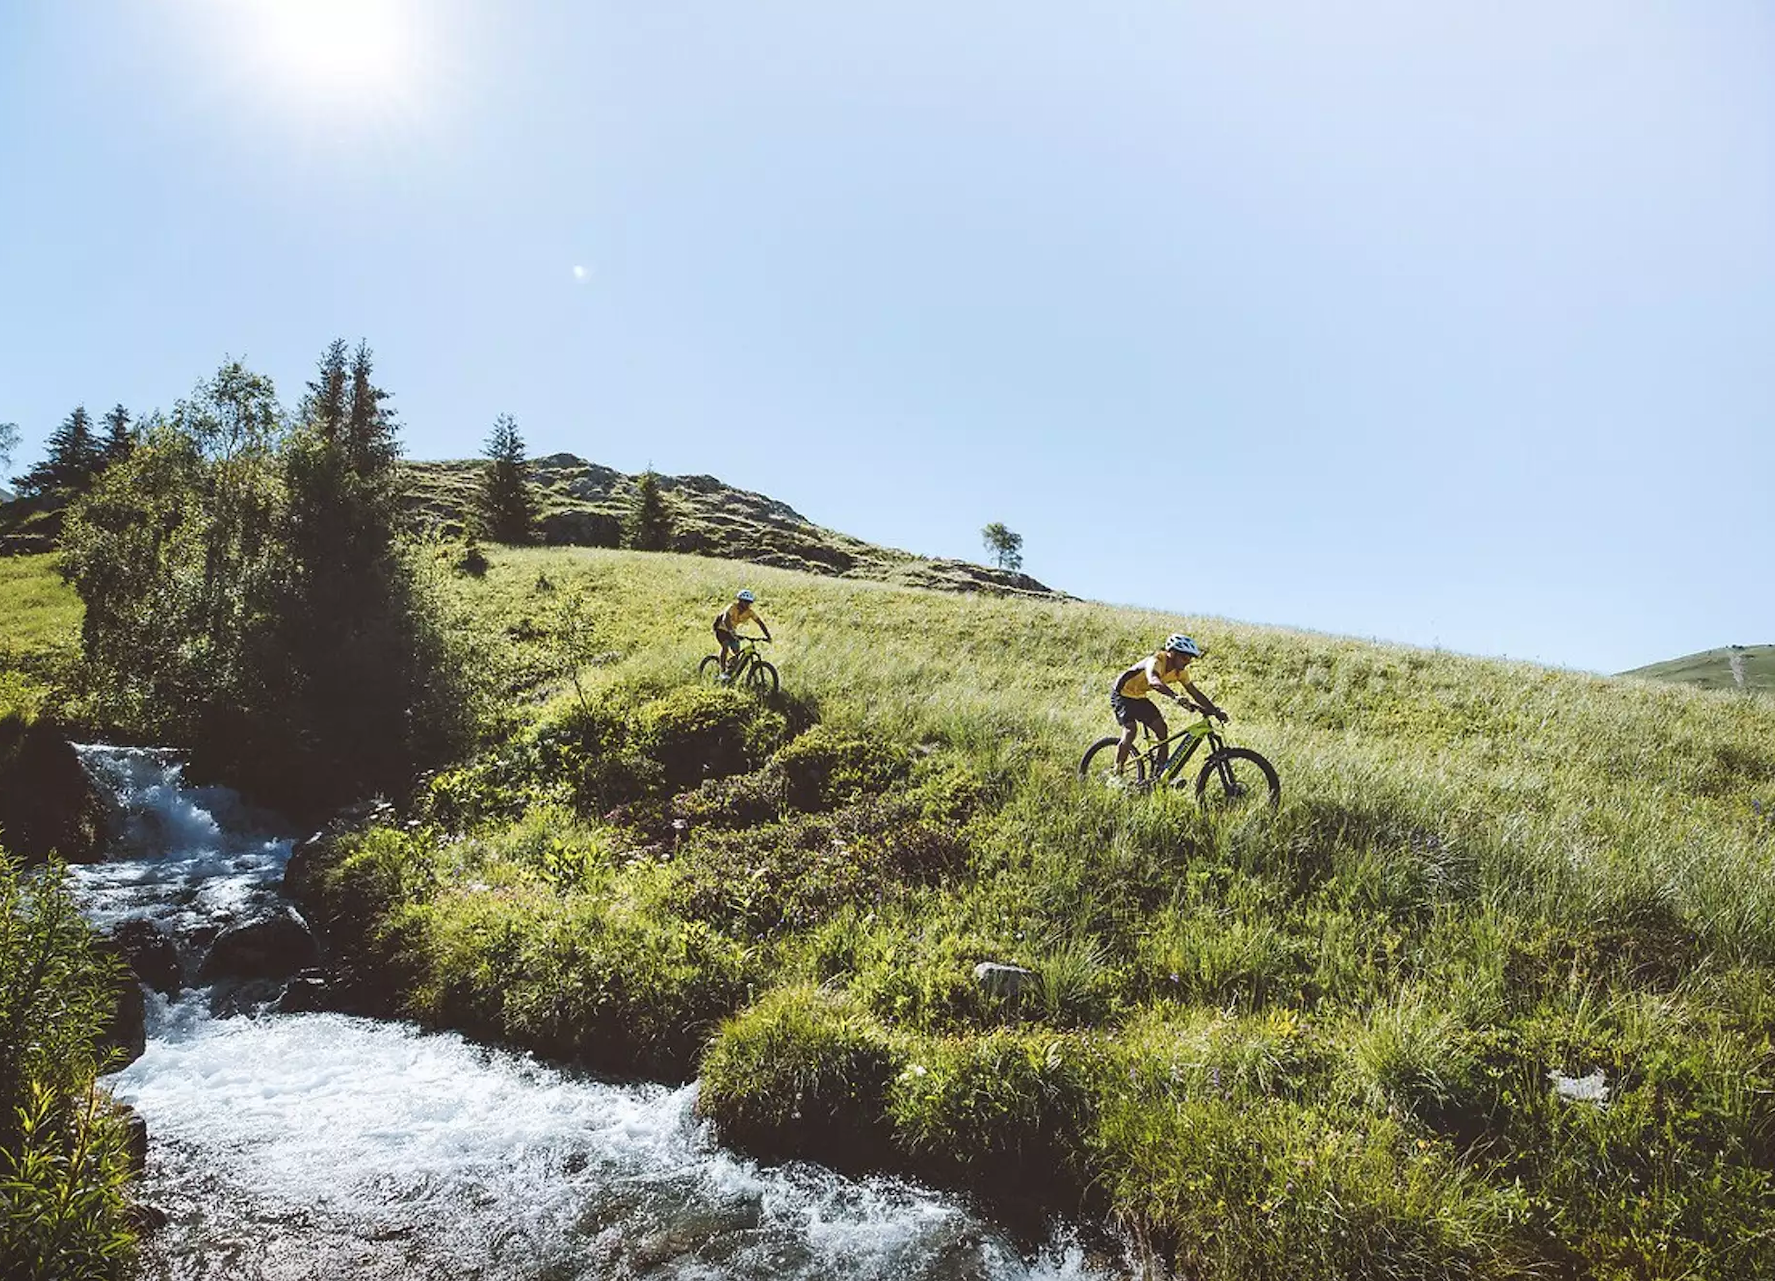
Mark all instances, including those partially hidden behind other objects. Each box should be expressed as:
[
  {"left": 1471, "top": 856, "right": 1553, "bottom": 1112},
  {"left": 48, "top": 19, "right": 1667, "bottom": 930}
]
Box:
[
  {"left": 747, "top": 659, "right": 779, "bottom": 694},
  {"left": 698, "top": 654, "right": 725, "bottom": 681},
  {"left": 1080, "top": 736, "right": 1146, "bottom": 789},
  {"left": 1194, "top": 747, "right": 1280, "bottom": 813}
]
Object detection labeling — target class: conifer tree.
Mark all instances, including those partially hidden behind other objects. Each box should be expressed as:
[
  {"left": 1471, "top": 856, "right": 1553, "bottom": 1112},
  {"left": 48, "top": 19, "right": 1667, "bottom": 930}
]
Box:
[
  {"left": 100, "top": 404, "right": 135, "bottom": 468},
  {"left": 626, "top": 467, "right": 673, "bottom": 551},
  {"left": 301, "top": 338, "right": 350, "bottom": 440},
  {"left": 17, "top": 406, "right": 103, "bottom": 498},
  {"left": 344, "top": 340, "right": 400, "bottom": 477},
  {"left": 475, "top": 412, "right": 537, "bottom": 544},
  {"left": 0, "top": 422, "right": 17, "bottom": 479}
]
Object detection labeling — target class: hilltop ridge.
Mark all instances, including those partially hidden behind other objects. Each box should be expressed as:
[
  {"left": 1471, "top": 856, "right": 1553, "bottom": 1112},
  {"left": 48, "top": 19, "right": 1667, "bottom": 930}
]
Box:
[
  {"left": 400, "top": 454, "right": 1059, "bottom": 598},
  {"left": 1621, "top": 643, "right": 1775, "bottom": 694}
]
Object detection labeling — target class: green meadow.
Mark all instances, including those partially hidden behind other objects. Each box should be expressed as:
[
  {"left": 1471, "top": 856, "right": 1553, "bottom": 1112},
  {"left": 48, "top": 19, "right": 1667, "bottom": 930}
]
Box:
[{"left": 280, "top": 544, "right": 1775, "bottom": 1280}]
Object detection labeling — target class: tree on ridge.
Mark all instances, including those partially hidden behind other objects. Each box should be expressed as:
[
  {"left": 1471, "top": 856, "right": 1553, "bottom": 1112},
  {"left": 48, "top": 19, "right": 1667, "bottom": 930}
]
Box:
[
  {"left": 981, "top": 521, "right": 1024, "bottom": 572},
  {"left": 475, "top": 412, "right": 538, "bottom": 544}
]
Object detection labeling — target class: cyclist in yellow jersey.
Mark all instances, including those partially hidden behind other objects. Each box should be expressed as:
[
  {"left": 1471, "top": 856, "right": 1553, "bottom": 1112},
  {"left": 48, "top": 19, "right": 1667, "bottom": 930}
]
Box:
[
  {"left": 1110, "top": 634, "right": 1228, "bottom": 775},
  {"left": 713, "top": 589, "right": 771, "bottom": 674}
]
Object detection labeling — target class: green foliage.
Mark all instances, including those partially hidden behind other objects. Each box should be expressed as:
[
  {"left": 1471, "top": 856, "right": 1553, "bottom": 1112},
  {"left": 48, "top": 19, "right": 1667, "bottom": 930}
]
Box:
[
  {"left": 0, "top": 421, "right": 18, "bottom": 476},
  {"left": 14, "top": 406, "right": 104, "bottom": 500},
  {"left": 58, "top": 347, "right": 474, "bottom": 816},
  {"left": 979, "top": 520, "right": 1023, "bottom": 572},
  {"left": 474, "top": 413, "right": 537, "bottom": 545},
  {"left": 888, "top": 1029, "right": 1100, "bottom": 1195},
  {"left": 260, "top": 545, "right": 1775, "bottom": 1275},
  {"left": 0, "top": 853, "right": 137, "bottom": 1278},
  {"left": 624, "top": 467, "right": 673, "bottom": 551},
  {"left": 700, "top": 986, "right": 906, "bottom": 1165}
]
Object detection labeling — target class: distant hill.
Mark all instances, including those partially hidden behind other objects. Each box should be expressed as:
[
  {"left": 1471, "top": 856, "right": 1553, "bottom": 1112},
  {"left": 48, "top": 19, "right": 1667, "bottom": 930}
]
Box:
[
  {"left": 1621, "top": 645, "right": 1775, "bottom": 694},
  {"left": 401, "top": 454, "right": 1059, "bottom": 598},
  {"left": 0, "top": 454, "right": 1060, "bottom": 598}
]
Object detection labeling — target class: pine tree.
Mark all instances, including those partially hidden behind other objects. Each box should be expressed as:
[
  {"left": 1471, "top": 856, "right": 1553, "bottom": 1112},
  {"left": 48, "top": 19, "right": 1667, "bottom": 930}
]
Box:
[
  {"left": 344, "top": 340, "right": 400, "bottom": 478},
  {"left": 981, "top": 521, "right": 1024, "bottom": 572},
  {"left": 17, "top": 406, "right": 104, "bottom": 498},
  {"left": 100, "top": 404, "right": 135, "bottom": 468},
  {"left": 301, "top": 338, "right": 350, "bottom": 440},
  {"left": 475, "top": 413, "right": 537, "bottom": 544},
  {"left": 626, "top": 468, "right": 674, "bottom": 551}
]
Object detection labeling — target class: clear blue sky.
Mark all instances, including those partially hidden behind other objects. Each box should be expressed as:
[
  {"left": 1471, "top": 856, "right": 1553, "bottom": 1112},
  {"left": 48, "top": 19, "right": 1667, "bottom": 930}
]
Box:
[{"left": 3, "top": 1, "right": 1770, "bottom": 674}]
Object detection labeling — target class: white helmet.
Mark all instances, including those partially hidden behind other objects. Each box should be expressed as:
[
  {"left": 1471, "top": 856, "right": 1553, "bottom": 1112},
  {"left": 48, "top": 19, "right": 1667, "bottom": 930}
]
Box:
[
  {"left": 736, "top": 589, "right": 756, "bottom": 603},
  {"left": 1164, "top": 634, "right": 1202, "bottom": 658}
]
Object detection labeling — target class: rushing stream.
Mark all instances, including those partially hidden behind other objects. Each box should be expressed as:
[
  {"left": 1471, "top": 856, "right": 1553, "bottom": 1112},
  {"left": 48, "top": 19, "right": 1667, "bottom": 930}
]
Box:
[{"left": 70, "top": 747, "right": 1115, "bottom": 1281}]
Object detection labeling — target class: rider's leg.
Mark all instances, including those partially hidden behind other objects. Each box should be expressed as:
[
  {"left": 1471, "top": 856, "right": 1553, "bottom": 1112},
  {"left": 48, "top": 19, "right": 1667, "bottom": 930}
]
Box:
[
  {"left": 1151, "top": 710, "right": 1171, "bottom": 772},
  {"left": 1114, "top": 723, "right": 1138, "bottom": 772}
]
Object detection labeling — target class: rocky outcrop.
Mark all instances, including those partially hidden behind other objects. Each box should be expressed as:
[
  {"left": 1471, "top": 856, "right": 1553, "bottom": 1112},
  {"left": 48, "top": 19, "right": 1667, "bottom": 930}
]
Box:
[
  {"left": 107, "top": 918, "right": 182, "bottom": 995},
  {"left": 197, "top": 909, "right": 319, "bottom": 983},
  {"left": 0, "top": 711, "right": 109, "bottom": 864}
]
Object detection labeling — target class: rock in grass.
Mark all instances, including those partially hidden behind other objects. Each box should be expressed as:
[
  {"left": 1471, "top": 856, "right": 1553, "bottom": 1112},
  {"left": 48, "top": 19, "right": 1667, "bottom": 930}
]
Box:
[
  {"left": 1549, "top": 1068, "right": 1609, "bottom": 1106},
  {"left": 973, "top": 962, "right": 1037, "bottom": 1000}
]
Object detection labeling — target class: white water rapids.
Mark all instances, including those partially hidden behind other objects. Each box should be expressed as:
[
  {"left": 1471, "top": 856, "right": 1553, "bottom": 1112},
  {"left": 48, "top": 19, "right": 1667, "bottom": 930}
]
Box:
[{"left": 70, "top": 748, "right": 1115, "bottom": 1280}]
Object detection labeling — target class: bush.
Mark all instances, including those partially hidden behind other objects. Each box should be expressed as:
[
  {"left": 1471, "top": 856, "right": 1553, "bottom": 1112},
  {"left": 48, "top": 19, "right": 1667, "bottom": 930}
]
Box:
[
  {"left": 887, "top": 1029, "right": 1102, "bottom": 1201},
  {"left": 0, "top": 853, "right": 138, "bottom": 1279},
  {"left": 629, "top": 685, "right": 788, "bottom": 789},
  {"left": 700, "top": 985, "right": 905, "bottom": 1167},
  {"left": 770, "top": 724, "right": 908, "bottom": 811}
]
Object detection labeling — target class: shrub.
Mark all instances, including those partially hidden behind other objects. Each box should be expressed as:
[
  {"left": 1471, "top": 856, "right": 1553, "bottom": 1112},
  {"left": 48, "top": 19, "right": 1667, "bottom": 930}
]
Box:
[
  {"left": 700, "top": 985, "right": 905, "bottom": 1167},
  {"left": 0, "top": 853, "right": 138, "bottom": 1279},
  {"left": 770, "top": 724, "right": 908, "bottom": 811},
  {"left": 629, "top": 685, "right": 788, "bottom": 789},
  {"left": 887, "top": 1029, "right": 1102, "bottom": 1201}
]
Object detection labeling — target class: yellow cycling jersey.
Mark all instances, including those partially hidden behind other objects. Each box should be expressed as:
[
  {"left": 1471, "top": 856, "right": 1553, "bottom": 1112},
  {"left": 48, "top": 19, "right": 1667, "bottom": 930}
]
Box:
[
  {"left": 1116, "top": 652, "right": 1191, "bottom": 699},
  {"left": 717, "top": 602, "right": 761, "bottom": 631}
]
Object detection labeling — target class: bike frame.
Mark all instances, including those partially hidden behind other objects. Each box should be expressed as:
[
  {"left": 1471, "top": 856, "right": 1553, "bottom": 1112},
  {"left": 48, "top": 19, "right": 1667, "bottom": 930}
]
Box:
[
  {"left": 725, "top": 636, "right": 767, "bottom": 676},
  {"left": 1140, "top": 715, "right": 1225, "bottom": 786}
]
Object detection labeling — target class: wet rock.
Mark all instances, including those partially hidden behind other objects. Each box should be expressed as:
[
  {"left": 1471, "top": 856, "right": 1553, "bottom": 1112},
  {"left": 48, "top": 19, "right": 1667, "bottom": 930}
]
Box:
[
  {"left": 276, "top": 969, "right": 334, "bottom": 1013},
  {"left": 100, "top": 975, "right": 146, "bottom": 1069},
  {"left": 124, "top": 1202, "right": 169, "bottom": 1233},
  {"left": 198, "top": 908, "right": 319, "bottom": 983},
  {"left": 972, "top": 961, "right": 1037, "bottom": 1001},
  {"left": 116, "top": 1103, "right": 149, "bottom": 1175},
  {"left": 109, "top": 918, "right": 182, "bottom": 995},
  {"left": 281, "top": 831, "right": 328, "bottom": 907}
]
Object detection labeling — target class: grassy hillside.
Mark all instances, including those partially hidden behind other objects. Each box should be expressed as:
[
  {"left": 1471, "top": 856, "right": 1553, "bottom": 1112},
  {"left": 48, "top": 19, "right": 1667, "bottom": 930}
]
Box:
[
  {"left": 0, "top": 553, "right": 80, "bottom": 715},
  {"left": 1622, "top": 645, "right": 1775, "bottom": 695},
  {"left": 278, "top": 545, "right": 1775, "bottom": 1280},
  {"left": 402, "top": 454, "right": 1058, "bottom": 597}
]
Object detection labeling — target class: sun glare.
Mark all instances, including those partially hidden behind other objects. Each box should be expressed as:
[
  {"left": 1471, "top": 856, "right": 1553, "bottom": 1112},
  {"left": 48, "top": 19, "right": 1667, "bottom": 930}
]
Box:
[{"left": 243, "top": 0, "right": 425, "bottom": 109}]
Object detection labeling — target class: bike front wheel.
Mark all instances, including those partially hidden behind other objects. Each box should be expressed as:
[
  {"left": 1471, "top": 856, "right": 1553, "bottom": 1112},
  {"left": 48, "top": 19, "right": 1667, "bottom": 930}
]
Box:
[
  {"left": 1194, "top": 747, "right": 1280, "bottom": 813},
  {"left": 747, "top": 659, "right": 779, "bottom": 694},
  {"left": 1080, "top": 736, "right": 1146, "bottom": 789}
]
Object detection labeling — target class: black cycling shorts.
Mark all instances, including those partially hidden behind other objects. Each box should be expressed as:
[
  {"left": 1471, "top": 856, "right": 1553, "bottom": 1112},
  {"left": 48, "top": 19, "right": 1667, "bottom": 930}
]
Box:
[{"left": 1110, "top": 688, "right": 1165, "bottom": 734}]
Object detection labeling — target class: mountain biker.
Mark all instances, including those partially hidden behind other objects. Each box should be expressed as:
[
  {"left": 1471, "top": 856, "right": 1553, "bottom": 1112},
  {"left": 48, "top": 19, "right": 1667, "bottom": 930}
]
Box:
[
  {"left": 1111, "top": 634, "right": 1228, "bottom": 775},
  {"left": 714, "top": 589, "right": 771, "bottom": 675}
]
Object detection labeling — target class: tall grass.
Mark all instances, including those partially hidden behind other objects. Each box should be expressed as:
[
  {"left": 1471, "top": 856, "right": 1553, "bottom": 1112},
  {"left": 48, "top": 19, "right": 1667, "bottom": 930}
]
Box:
[{"left": 102, "top": 544, "right": 1775, "bottom": 1276}]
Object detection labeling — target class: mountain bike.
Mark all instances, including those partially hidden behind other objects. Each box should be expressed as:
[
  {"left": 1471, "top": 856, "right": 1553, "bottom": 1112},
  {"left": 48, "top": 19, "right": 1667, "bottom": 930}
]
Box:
[
  {"left": 1079, "top": 707, "right": 1280, "bottom": 812},
  {"left": 699, "top": 636, "right": 778, "bottom": 693}
]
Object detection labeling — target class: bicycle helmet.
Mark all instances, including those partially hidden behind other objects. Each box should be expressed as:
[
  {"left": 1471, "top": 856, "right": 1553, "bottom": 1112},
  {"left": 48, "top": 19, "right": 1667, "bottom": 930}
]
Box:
[
  {"left": 736, "top": 589, "right": 756, "bottom": 603},
  {"left": 1164, "top": 634, "right": 1203, "bottom": 658}
]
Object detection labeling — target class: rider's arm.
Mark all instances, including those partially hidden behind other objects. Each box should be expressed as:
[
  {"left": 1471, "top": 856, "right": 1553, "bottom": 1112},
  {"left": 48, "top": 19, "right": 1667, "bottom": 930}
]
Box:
[
  {"left": 755, "top": 611, "right": 771, "bottom": 642},
  {"left": 1182, "top": 680, "right": 1229, "bottom": 721},
  {"left": 1145, "top": 657, "right": 1183, "bottom": 702}
]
